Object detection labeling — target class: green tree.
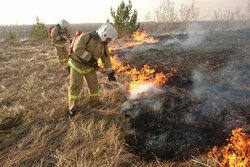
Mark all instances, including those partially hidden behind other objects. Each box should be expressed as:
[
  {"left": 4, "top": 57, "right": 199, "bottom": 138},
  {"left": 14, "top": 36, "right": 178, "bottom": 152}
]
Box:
[
  {"left": 110, "top": 0, "right": 140, "bottom": 37},
  {"left": 30, "top": 16, "right": 48, "bottom": 41}
]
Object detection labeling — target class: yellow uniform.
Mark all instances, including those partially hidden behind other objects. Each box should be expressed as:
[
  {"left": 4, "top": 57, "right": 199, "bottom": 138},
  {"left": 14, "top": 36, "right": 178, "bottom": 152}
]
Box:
[
  {"left": 51, "top": 24, "right": 71, "bottom": 64},
  {"left": 68, "top": 31, "right": 113, "bottom": 112}
]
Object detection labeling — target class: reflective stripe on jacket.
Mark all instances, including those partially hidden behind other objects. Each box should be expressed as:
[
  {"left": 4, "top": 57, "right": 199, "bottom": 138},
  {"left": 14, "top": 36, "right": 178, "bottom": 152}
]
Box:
[
  {"left": 69, "top": 94, "right": 78, "bottom": 100},
  {"left": 52, "top": 43, "right": 66, "bottom": 48}
]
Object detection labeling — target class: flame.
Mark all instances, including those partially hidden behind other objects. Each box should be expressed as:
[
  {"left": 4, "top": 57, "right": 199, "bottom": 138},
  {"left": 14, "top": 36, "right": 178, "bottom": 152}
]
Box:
[
  {"left": 108, "top": 31, "right": 159, "bottom": 52},
  {"left": 111, "top": 56, "right": 177, "bottom": 89},
  {"left": 108, "top": 31, "right": 175, "bottom": 89},
  {"left": 208, "top": 128, "right": 250, "bottom": 167},
  {"left": 127, "top": 31, "right": 159, "bottom": 47}
]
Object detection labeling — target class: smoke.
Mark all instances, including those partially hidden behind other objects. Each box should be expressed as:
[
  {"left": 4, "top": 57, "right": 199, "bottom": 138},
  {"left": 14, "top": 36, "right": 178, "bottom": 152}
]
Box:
[
  {"left": 122, "top": 44, "right": 160, "bottom": 54},
  {"left": 191, "top": 58, "right": 250, "bottom": 130},
  {"left": 181, "top": 24, "right": 208, "bottom": 48},
  {"left": 119, "top": 23, "right": 209, "bottom": 56},
  {"left": 128, "top": 83, "right": 164, "bottom": 100},
  {"left": 162, "top": 23, "right": 208, "bottom": 48},
  {"left": 191, "top": 70, "right": 211, "bottom": 97},
  {"left": 121, "top": 83, "right": 165, "bottom": 119}
]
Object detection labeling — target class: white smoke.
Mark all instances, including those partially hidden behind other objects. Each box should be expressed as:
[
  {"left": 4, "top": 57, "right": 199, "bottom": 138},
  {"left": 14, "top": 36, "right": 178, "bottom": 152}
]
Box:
[
  {"left": 163, "top": 23, "right": 208, "bottom": 48},
  {"left": 162, "top": 37, "right": 181, "bottom": 46},
  {"left": 181, "top": 23, "right": 208, "bottom": 48},
  {"left": 122, "top": 45, "right": 157, "bottom": 57},
  {"left": 129, "top": 83, "right": 164, "bottom": 100},
  {"left": 191, "top": 70, "right": 207, "bottom": 96},
  {"left": 121, "top": 83, "right": 165, "bottom": 118},
  {"left": 190, "top": 58, "right": 249, "bottom": 130}
]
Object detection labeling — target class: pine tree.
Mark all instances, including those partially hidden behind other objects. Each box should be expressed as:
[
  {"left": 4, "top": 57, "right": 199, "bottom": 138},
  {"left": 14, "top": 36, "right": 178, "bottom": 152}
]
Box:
[
  {"left": 110, "top": 0, "right": 140, "bottom": 37},
  {"left": 30, "top": 16, "right": 48, "bottom": 41}
]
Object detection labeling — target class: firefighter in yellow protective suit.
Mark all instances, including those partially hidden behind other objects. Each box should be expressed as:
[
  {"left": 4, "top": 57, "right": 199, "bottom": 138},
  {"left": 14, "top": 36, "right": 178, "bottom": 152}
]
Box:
[
  {"left": 51, "top": 19, "right": 71, "bottom": 64},
  {"left": 67, "top": 23, "right": 118, "bottom": 116}
]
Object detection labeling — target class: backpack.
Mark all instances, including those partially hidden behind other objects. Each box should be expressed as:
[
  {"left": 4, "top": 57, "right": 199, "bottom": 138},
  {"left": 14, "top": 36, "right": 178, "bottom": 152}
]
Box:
[
  {"left": 68, "top": 31, "right": 92, "bottom": 56},
  {"left": 48, "top": 24, "right": 61, "bottom": 39}
]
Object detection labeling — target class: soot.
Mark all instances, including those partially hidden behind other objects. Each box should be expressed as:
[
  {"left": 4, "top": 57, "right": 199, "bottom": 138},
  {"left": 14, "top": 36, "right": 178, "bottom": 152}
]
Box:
[{"left": 121, "top": 75, "right": 248, "bottom": 161}]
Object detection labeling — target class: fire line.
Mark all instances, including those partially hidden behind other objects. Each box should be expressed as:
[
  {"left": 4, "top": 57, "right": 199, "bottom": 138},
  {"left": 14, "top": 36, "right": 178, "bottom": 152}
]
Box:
[{"left": 208, "top": 128, "right": 250, "bottom": 167}]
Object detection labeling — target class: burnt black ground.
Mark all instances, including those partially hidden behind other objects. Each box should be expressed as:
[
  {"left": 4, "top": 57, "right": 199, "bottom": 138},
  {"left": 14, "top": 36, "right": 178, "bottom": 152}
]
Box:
[{"left": 119, "top": 28, "right": 250, "bottom": 161}]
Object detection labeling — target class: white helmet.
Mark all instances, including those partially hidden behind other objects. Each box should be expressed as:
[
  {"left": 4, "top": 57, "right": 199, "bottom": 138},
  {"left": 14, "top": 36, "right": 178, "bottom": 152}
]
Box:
[
  {"left": 59, "top": 19, "right": 70, "bottom": 29},
  {"left": 97, "top": 23, "right": 118, "bottom": 41}
]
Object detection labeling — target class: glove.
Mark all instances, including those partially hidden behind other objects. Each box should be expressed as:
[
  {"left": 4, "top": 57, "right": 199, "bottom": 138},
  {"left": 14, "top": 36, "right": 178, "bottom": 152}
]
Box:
[
  {"left": 107, "top": 71, "right": 117, "bottom": 82},
  {"left": 85, "top": 56, "right": 98, "bottom": 67}
]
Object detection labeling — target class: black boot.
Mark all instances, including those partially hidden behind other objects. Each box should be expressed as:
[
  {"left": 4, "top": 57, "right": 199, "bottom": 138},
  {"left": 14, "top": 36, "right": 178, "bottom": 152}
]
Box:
[{"left": 68, "top": 110, "right": 76, "bottom": 117}]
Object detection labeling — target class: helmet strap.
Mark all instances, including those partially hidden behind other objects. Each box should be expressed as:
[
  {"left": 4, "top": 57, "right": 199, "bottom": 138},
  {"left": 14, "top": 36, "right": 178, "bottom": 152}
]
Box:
[{"left": 91, "top": 31, "right": 101, "bottom": 40}]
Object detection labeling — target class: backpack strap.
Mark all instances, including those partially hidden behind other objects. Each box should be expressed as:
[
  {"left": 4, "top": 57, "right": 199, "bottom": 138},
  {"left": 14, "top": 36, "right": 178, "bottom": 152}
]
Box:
[
  {"left": 68, "top": 32, "right": 92, "bottom": 58},
  {"left": 71, "top": 33, "right": 93, "bottom": 63},
  {"left": 56, "top": 23, "right": 61, "bottom": 29},
  {"left": 86, "top": 33, "right": 92, "bottom": 48},
  {"left": 56, "top": 24, "right": 61, "bottom": 35},
  {"left": 68, "top": 31, "right": 82, "bottom": 56},
  {"left": 104, "top": 46, "right": 109, "bottom": 57}
]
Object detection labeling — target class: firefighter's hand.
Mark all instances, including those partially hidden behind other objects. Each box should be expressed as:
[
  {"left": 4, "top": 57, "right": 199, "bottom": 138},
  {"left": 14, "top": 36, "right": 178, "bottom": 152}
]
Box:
[
  {"left": 86, "top": 56, "right": 98, "bottom": 67},
  {"left": 107, "top": 71, "right": 117, "bottom": 82}
]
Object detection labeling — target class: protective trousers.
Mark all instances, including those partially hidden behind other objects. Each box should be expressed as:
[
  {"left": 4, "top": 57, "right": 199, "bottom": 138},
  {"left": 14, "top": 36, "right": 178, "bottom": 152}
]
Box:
[
  {"left": 54, "top": 45, "right": 68, "bottom": 64},
  {"left": 68, "top": 64, "right": 100, "bottom": 111}
]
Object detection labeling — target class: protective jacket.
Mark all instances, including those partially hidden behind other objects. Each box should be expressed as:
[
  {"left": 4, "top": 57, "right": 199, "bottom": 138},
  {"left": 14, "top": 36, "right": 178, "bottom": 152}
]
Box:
[
  {"left": 69, "top": 31, "right": 113, "bottom": 75},
  {"left": 51, "top": 25, "right": 71, "bottom": 48}
]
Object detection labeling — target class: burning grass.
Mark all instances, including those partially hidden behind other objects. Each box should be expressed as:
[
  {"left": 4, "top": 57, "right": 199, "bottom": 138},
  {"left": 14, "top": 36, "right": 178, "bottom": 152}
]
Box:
[
  {"left": 127, "top": 31, "right": 159, "bottom": 47},
  {"left": 111, "top": 56, "right": 177, "bottom": 89},
  {"left": 209, "top": 128, "right": 250, "bottom": 167},
  {"left": 0, "top": 29, "right": 249, "bottom": 166}
]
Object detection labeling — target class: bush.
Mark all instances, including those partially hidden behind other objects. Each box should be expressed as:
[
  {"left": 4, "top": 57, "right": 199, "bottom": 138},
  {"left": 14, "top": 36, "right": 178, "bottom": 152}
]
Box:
[
  {"left": 30, "top": 17, "right": 48, "bottom": 41},
  {"left": 110, "top": 0, "right": 140, "bottom": 37},
  {"left": 178, "top": 0, "right": 200, "bottom": 32}
]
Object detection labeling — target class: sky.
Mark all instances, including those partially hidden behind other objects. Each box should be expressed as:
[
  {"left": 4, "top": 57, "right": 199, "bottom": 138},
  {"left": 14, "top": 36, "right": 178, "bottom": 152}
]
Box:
[{"left": 0, "top": 0, "right": 248, "bottom": 25}]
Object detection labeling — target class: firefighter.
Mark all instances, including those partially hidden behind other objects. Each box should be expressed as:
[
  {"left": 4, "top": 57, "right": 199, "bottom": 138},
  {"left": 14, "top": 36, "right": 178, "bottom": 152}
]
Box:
[
  {"left": 50, "top": 19, "right": 71, "bottom": 64},
  {"left": 67, "top": 23, "right": 118, "bottom": 116}
]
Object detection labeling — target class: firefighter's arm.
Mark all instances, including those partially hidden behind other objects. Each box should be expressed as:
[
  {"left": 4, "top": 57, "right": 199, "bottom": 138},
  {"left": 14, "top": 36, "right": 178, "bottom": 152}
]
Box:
[
  {"left": 51, "top": 28, "right": 65, "bottom": 46},
  {"left": 74, "top": 34, "right": 97, "bottom": 65},
  {"left": 66, "top": 30, "right": 72, "bottom": 42},
  {"left": 100, "top": 47, "right": 116, "bottom": 82},
  {"left": 60, "top": 30, "right": 72, "bottom": 43},
  {"left": 51, "top": 27, "right": 59, "bottom": 44}
]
